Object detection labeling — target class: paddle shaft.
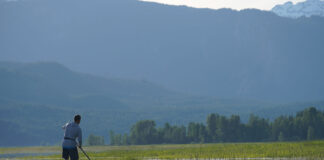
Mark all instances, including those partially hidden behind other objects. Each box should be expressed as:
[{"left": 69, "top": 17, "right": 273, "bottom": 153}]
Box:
[{"left": 79, "top": 146, "right": 91, "bottom": 160}]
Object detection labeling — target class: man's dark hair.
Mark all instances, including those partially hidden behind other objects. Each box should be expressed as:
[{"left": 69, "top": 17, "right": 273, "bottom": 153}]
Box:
[{"left": 74, "top": 115, "right": 81, "bottom": 122}]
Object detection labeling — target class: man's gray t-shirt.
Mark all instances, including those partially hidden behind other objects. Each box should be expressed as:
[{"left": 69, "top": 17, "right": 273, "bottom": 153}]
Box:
[{"left": 62, "top": 122, "right": 82, "bottom": 148}]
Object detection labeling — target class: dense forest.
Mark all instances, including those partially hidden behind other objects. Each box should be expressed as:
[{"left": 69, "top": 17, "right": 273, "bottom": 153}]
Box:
[{"left": 109, "top": 107, "right": 324, "bottom": 145}]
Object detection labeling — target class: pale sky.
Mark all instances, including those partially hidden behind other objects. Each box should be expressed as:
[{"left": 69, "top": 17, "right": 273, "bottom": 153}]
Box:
[{"left": 140, "top": 0, "right": 306, "bottom": 10}]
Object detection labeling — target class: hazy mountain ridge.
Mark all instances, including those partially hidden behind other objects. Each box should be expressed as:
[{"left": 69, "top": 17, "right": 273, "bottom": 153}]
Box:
[
  {"left": 1, "top": 61, "right": 324, "bottom": 146},
  {"left": 272, "top": 0, "right": 324, "bottom": 18},
  {"left": 0, "top": 61, "right": 262, "bottom": 146},
  {"left": 0, "top": 61, "right": 178, "bottom": 109},
  {"left": 1, "top": 0, "right": 324, "bottom": 102},
  {"left": 0, "top": 61, "right": 274, "bottom": 112}
]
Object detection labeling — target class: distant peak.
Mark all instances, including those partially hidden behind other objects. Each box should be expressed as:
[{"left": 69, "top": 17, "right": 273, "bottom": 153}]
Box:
[
  {"left": 272, "top": 0, "right": 324, "bottom": 18},
  {"left": 283, "top": 1, "right": 293, "bottom": 5}
]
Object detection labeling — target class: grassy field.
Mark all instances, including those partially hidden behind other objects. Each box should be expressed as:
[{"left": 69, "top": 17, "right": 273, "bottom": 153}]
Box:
[{"left": 2, "top": 141, "right": 324, "bottom": 159}]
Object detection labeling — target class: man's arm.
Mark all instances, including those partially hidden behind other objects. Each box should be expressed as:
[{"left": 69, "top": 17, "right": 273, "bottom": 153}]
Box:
[
  {"left": 77, "top": 128, "right": 82, "bottom": 147},
  {"left": 62, "top": 122, "right": 68, "bottom": 130}
]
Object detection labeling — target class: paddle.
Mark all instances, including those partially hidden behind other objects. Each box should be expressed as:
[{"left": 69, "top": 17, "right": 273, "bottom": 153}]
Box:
[{"left": 78, "top": 146, "right": 91, "bottom": 160}]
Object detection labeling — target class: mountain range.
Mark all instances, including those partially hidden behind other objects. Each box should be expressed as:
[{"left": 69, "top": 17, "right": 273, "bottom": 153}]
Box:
[
  {"left": 1, "top": 0, "right": 324, "bottom": 102},
  {"left": 0, "top": 61, "right": 267, "bottom": 146},
  {"left": 1, "top": 61, "right": 324, "bottom": 146},
  {"left": 1, "top": 0, "right": 324, "bottom": 146}
]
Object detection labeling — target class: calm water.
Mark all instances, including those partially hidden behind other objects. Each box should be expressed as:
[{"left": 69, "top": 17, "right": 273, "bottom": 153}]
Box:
[{"left": 0, "top": 152, "right": 55, "bottom": 158}]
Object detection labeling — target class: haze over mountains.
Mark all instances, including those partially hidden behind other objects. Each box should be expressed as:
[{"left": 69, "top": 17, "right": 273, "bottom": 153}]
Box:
[
  {"left": 1, "top": 61, "right": 323, "bottom": 146},
  {"left": 1, "top": 0, "right": 324, "bottom": 102},
  {"left": 1, "top": 0, "right": 324, "bottom": 146},
  {"left": 0, "top": 61, "right": 270, "bottom": 146}
]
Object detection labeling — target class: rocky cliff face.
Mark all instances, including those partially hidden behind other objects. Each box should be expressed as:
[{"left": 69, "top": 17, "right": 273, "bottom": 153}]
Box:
[{"left": 272, "top": 0, "right": 324, "bottom": 18}]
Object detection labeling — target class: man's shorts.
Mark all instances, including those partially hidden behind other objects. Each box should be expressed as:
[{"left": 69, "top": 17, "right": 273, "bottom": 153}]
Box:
[{"left": 62, "top": 147, "right": 79, "bottom": 160}]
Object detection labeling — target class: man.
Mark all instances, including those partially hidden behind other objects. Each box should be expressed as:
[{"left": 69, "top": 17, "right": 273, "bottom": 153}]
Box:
[{"left": 62, "top": 115, "right": 82, "bottom": 160}]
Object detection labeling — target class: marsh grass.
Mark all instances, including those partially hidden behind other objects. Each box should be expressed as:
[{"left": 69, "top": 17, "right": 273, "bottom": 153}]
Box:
[{"left": 4, "top": 141, "right": 324, "bottom": 159}]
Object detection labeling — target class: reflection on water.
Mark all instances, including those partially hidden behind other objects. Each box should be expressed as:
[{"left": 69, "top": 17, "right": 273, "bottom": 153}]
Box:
[{"left": 0, "top": 152, "right": 54, "bottom": 158}]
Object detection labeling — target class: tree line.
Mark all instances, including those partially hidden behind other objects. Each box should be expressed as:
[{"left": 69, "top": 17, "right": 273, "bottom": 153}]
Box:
[{"left": 108, "top": 107, "right": 324, "bottom": 145}]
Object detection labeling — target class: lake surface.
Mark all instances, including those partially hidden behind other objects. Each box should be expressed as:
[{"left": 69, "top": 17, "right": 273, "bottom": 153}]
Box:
[{"left": 0, "top": 152, "right": 55, "bottom": 159}]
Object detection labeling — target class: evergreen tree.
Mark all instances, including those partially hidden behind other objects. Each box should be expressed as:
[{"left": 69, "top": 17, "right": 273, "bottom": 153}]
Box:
[
  {"left": 130, "top": 120, "right": 157, "bottom": 144},
  {"left": 278, "top": 132, "right": 285, "bottom": 142},
  {"left": 86, "top": 134, "right": 105, "bottom": 146},
  {"left": 109, "top": 130, "right": 115, "bottom": 145},
  {"left": 122, "top": 133, "right": 129, "bottom": 145},
  {"left": 307, "top": 126, "right": 315, "bottom": 140},
  {"left": 206, "top": 113, "right": 218, "bottom": 142},
  {"left": 110, "top": 107, "right": 324, "bottom": 145}
]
